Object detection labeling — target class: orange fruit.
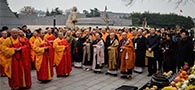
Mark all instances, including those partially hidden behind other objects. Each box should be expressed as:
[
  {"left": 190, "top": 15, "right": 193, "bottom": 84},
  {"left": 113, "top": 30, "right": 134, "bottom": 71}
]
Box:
[{"left": 181, "top": 71, "right": 187, "bottom": 75}]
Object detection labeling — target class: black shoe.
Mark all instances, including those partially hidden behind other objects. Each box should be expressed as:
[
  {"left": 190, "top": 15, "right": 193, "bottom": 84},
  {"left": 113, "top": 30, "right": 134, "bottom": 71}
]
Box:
[
  {"left": 105, "top": 72, "right": 110, "bottom": 75},
  {"left": 112, "top": 74, "right": 117, "bottom": 77},
  {"left": 134, "top": 70, "right": 142, "bottom": 74},
  {"left": 120, "top": 76, "right": 127, "bottom": 79},
  {"left": 147, "top": 73, "right": 153, "bottom": 77}
]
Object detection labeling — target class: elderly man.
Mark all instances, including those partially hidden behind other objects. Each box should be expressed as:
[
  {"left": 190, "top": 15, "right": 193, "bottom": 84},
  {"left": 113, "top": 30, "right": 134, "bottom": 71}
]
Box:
[
  {"left": 53, "top": 32, "right": 72, "bottom": 77},
  {"left": 0, "top": 31, "right": 7, "bottom": 77},
  {"left": 1, "top": 28, "right": 32, "bottom": 89},
  {"left": 119, "top": 32, "right": 135, "bottom": 79},
  {"left": 105, "top": 33, "right": 119, "bottom": 76}
]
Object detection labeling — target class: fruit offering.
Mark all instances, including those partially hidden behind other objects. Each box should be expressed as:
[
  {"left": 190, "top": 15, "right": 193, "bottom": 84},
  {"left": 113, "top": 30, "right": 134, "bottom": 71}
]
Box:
[
  {"left": 163, "top": 64, "right": 195, "bottom": 90},
  {"left": 163, "top": 71, "right": 173, "bottom": 77},
  {"left": 162, "top": 86, "right": 177, "bottom": 90},
  {"left": 143, "top": 85, "right": 158, "bottom": 90}
]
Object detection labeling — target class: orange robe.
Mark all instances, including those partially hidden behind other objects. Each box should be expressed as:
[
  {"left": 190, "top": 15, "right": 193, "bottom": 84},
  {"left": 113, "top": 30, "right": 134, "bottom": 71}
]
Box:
[
  {"left": 119, "top": 39, "right": 136, "bottom": 73},
  {"left": 102, "top": 32, "right": 108, "bottom": 42},
  {"left": 0, "top": 37, "right": 6, "bottom": 76},
  {"left": 53, "top": 38, "right": 72, "bottom": 76},
  {"left": 44, "top": 33, "right": 55, "bottom": 66},
  {"left": 33, "top": 37, "right": 54, "bottom": 81},
  {"left": 29, "top": 36, "right": 37, "bottom": 62},
  {"left": 92, "top": 34, "right": 97, "bottom": 41},
  {"left": 127, "top": 32, "right": 133, "bottom": 40},
  {"left": 1, "top": 37, "right": 32, "bottom": 88},
  {"left": 82, "top": 33, "right": 87, "bottom": 38},
  {"left": 116, "top": 34, "right": 122, "bottom": 42}
]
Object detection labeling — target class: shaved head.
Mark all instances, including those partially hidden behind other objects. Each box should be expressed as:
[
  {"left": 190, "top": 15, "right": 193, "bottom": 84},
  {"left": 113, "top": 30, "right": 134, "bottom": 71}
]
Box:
[
  {"left": 122, "top": 32, "right": 127, "bottom": 39},
  {"left": 11, "top": 28, "right": 19, "bottom": 39},
  {"left": 58, "top": 32, "right": 64, "bottom": 39},
  {"left": 1, "top": 30, "right": 7, "bottom": 38}
]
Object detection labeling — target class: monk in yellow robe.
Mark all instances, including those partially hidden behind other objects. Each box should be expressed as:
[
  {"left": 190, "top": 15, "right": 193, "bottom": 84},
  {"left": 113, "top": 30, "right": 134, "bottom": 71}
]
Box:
[
  {"left": 1, "top": 28, "right": 32, "bottom": 89},
  {"left": 0, "top": 31, "right": 7, "bottom": 77},
  {"left": 106, "top": 33, "right": 119, "bottom": 76},
  {"left": 29, "top": 31, "right": 38, "bottom": 63},
  {"left": 18, "top": 30, "right": 32, "bottom": 88},
  {"left": 44, "top": 27, "right": 55, "bottom": 66},
  {"left": 44, "top": 27, "right": 56, "bottom": 43},
  {"left": 53, "top": 32, "right": 72, "bottom": 77},
  {"left": 33, "top": 30, "right": 54, "bottom": 82},
  {"left": 119, "top": 32, "right": 136, "bottom": 79}
]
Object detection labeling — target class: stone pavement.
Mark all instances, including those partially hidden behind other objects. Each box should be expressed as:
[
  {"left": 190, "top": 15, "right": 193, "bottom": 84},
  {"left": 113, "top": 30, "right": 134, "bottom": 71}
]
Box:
[{"left": 0, "top": 67, "right": 151, "bottom": 90}]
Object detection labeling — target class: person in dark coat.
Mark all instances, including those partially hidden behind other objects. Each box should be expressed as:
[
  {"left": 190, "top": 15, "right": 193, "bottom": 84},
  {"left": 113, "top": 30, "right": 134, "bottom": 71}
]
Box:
[
  {"left": 162, "top": 34, "right": 176, "bottom": 73},
  {"left": 72, "top": 31, "right": 85, "bottom": 68},
  {"left": 146, "top": 27, "right": 160, "bottom": 76},
  {"left": 22, "top": 25, "right": 32, "bottom": 39},
  {"left": 156, "top": 28, "right": 166, "bottom": 72},
  {"left": 177, "top": 30, "right": 194, "bottom": 68},
  {"left": 133, "top": 29, "right": 147, "bottom": 73}
]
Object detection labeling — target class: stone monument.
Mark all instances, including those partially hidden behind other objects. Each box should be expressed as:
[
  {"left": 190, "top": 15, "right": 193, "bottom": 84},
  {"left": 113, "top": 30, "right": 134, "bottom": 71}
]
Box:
[{"left": 65, "top": 6, "right": 78, "bottom": 29}]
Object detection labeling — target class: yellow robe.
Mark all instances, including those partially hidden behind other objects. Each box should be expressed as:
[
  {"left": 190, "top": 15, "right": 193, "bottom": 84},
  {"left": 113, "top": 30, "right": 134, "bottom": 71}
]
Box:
[
  {"left": 1, "top": 37, "right": 18, "bottom": 78},
  {"left": 29, "top": 36, "right": 37, "bottom": 62},
  {"left": 33, "top": 37, "right": 45, "bottom": 71},
  {"left": 53, "top": 38, "right": 65, "bottom": 66},
  {"left": 0, "top": 37, "right": 6, "bottom": 66}
]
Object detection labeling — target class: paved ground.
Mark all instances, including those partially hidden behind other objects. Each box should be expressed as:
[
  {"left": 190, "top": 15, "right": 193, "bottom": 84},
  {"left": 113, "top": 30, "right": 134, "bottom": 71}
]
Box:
[{"left": 0, "top": 67, "right": 151, "bottom": 90}]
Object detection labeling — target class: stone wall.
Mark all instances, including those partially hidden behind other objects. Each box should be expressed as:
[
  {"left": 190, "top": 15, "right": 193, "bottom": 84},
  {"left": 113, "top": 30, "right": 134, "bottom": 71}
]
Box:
[{"left": 19, "top": 15, "right": 67, "bottom": 25}]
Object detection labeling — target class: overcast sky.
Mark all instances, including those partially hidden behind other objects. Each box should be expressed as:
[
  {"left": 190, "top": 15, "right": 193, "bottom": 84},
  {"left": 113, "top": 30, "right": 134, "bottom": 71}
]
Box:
[{"left": 7, "top": 0, "right": 195, "bottom": 18}]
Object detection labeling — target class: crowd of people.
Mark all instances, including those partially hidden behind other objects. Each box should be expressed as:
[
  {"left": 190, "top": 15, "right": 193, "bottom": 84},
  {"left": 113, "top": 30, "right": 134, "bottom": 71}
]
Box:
[{"left": 0, "top": 25, "right": 194, "bottom": 89}]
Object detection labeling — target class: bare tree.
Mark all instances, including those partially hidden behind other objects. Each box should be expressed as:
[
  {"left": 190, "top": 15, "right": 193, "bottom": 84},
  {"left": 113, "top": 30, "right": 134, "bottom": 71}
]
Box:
[
  {"left": 19, "top": 6, "right": 37, "bottom": 15},
  {"left": 123, "top": 0, "right": 195, "bottom": 8}
]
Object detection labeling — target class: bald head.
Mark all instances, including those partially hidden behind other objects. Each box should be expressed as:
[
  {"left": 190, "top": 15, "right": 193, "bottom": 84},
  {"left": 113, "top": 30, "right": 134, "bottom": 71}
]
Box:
[
  {"left": 33, "top": 31, "right": 38, "bottom": 37},
  {"left": 122, "top": 32, "right": 127, "bottom": 39},
  {"left": 1, "top": 30, "right": 7, "bottom": 38},
  {"left": 18, "top": 30, "right": 24, "bottom": 36},
  {"left": 109, "top": 32, "right": 115, "bottom": 40},
  {"left": 58, "top": 32, "right": 64, "bottom": 39},
  {"left": 11, "top": 28, "right": 19, "bottom": 39},
  {"left": 47, "top": 27, "right": 52, "bottom": 34}
]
